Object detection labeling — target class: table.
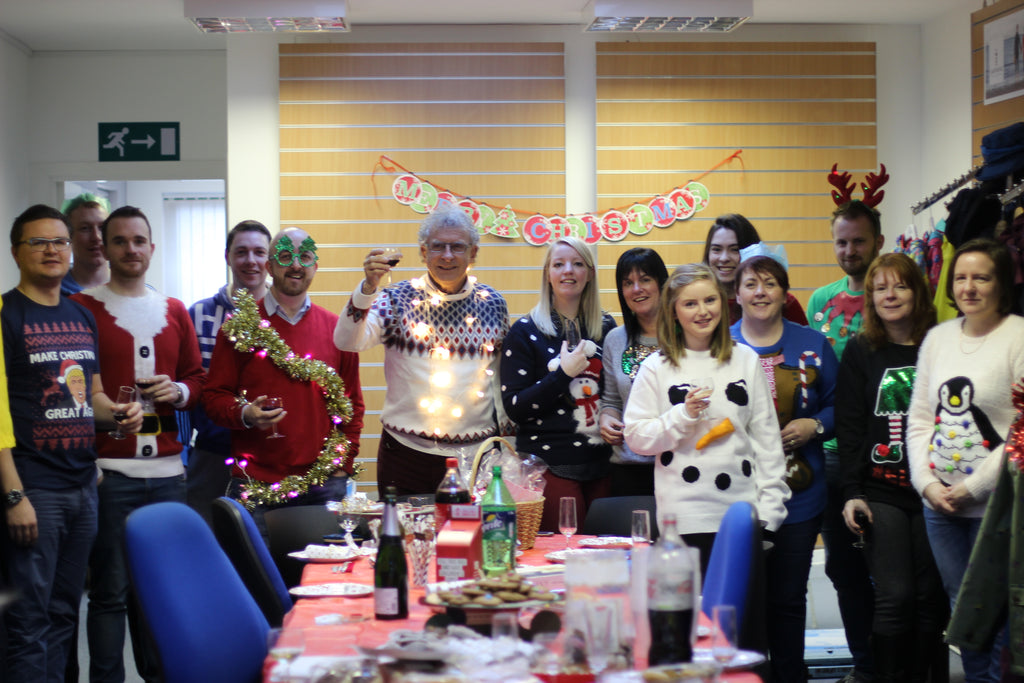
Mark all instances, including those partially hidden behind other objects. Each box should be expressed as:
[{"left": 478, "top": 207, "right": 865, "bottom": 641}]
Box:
[{"left": 266, "top": 535, "right": 761, "bottom": 682}]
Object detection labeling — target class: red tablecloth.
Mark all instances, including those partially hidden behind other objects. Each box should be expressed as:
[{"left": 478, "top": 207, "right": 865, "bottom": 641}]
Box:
[{"left": 266, "top": 535, "right": 760, "bottom": 682}]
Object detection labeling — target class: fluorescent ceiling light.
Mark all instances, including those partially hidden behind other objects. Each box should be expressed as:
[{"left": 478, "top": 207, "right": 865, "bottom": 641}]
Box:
[
  {"left": 586, "top": 0, "right": 752, "bottom": 32},
  {"left": 185, "top": 0, "right": 348, "bottom": 33}
]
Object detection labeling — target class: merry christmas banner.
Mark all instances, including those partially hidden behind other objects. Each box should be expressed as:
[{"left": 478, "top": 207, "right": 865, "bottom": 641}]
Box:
[{"left": 377, "top": 151, "right": 743, "bottom": 246}]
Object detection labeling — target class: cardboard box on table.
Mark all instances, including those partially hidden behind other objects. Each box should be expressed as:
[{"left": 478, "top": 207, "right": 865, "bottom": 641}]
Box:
[{"left": 434, "top": 504, "right": 483, "bottom": 582}]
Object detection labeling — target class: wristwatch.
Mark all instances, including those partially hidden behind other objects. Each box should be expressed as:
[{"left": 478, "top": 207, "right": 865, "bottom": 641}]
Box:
[
  {"left": 5, "top": 489, "right": 24, "bottom": 508},
  {"left": 813, "top": 419, "right": 825, "bottom": 436}
]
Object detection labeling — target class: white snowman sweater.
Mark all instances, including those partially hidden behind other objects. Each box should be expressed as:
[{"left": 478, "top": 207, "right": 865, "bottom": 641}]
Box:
[{"left": 624, "top": 344, "right": 790, "bottom": 534}]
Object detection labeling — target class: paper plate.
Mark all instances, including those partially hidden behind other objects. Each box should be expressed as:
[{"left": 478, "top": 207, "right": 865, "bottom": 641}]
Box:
[
  {"left": 543, "top": 548, "right": 607, "bottom": 564},
  {"left": 288, "top": 547, "right": 366, "bottom": 563},
  {"left": 577, "top": 536, "right": 632, "bottom": 549},
  {"left": 289, "top": 583, "right": 373, "bottom": 598},
  {"left": 692, "top": 648, "right": 767, "bottom": 671}
]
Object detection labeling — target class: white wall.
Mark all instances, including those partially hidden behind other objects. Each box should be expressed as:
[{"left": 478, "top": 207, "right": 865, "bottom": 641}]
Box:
[
  {"left": 26, "top": 50, "right": 227, "bottom": 206},
  {"left": 0, "top": 33, "right": 31, "bottom": 293}
]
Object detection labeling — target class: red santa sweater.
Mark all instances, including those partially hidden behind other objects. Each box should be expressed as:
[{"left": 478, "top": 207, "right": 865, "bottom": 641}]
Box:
[
  {"left": 72, "top": 286, "right": 205, "bottom": 478},
  {"left": 203, "top": 302, "right": 364, "bottom": 483}
]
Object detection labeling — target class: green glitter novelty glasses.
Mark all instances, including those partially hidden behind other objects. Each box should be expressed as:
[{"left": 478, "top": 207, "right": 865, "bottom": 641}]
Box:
[{"left": 273, "top": 235, "right": 319, "bottom": 267}]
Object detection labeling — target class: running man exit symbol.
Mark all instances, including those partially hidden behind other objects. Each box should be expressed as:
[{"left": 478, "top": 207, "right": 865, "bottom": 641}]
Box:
[{"left": 98, "top": 122, "right": 180, "bottom": 161}]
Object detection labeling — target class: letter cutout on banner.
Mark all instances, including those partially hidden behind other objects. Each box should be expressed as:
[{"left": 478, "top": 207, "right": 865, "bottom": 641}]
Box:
[
  {"left": 601, "top": 210, "right": 630, "bottom": 242},
  {"left": 648, "top": 196, "right": 677, "bottom": 228},
  {"left": 668, "top": 188, "right": 697, "bottom": 221},
  {"left": 436, "top": 191, "right": 458, "bottom": 211},
  {"left": 686, "top": 182, "right": 710, "bottom": 211},
  {"left": 568, "top": 215, "right": 602, "bottom": 244},
  {"left": 477, "top": 204, "right": 496, "bottom": 235},
  {"left": 410, "top": 182, "right": 439, "bottom": 214},
  {"left": 548, "top": 215, "right": 573, "bottom": 241},
  {"left": 393, "top": 175, "right": 422, "bottom": 205},
  {"left": 523, "top": 215, "right": 553, "bottom": 246},
  {"left": 626, "top": 204, "right": 655, "bottom": 236},
  {"left": 457, "top": 199, "right": 481, "bottom": 227}
]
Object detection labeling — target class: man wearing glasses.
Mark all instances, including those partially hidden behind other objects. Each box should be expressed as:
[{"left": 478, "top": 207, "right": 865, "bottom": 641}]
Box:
[
  {"left": 2, "top": 205, "right": 141, "bottom": 683},
  {"left": 334, "top": 208, "right": 509, "bottom": 496},
  {"left": 203, "top": 227, "right": 364, "bottom": 539}
]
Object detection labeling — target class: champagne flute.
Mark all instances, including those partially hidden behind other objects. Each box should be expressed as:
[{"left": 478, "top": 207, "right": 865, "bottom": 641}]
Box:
[
  {"left": 263, "top": 396, "right": 285, "bottom": 439},
  {"left": 558, "top": 497, "right": 577, "bottom": 550},
  {"left": 381, "top": 247, "right": 403, "bottom": 286},
  {"left": 565, "top": 318, "right": 581, "bottom": 351},
  {"left": 266, "top": 626, "right": 305, "bottom": 680},
  {"left": 711, "top": 604, "right": 738, "bottom": 663},
  {"left": 111, "top": 386, "right": 135, "bottom": 440},
  {"left": 584, "top": 601, "right": 616, "bottom": 675}
]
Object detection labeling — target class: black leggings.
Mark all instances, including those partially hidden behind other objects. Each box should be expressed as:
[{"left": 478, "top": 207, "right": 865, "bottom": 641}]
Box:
[{"left": 862, "top": 500, "right": 947, "bottom": 637}]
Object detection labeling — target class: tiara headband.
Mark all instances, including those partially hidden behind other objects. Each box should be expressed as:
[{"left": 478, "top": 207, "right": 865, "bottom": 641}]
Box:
[
  {"left": 740, "top": 242, "right": 789, "bottom": 270},
  {"left": 828, "top": 163, "right": 889, "bottom": 208}
]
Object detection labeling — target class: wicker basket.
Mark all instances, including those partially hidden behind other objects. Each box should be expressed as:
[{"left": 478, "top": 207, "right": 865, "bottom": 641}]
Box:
[{"left": 470, "top": 436, "right": 545, "bottom": 550}]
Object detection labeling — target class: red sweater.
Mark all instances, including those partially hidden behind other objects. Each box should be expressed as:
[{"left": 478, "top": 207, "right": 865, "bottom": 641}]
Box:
[
  {"left": 72, "top": 287, "right": 205, "bottom": 475},
  {"left": 202, "top": 302, "right": 364, "bottom": 483}
]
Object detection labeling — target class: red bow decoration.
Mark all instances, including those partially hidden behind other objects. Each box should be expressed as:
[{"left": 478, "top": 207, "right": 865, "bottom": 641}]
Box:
[
  {"left": 1004, "top": 381, "right": 1024, "bottom": 472},
  {"left": 828, "top": 163, "right": 889, "bottom": 208}
]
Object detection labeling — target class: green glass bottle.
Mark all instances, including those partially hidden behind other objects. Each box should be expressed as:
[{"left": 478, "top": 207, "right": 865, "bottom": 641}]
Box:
[
  {"left": 374, "top": 488, "right": 408, "bottom": 620},
  {"left": 480, "top": 465, "right": 517, "bottom": 576}
]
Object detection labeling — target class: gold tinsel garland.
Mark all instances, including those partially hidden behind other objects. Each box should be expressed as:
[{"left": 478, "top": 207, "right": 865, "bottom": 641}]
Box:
[{"left": 221, "top": 289, "right": 358, "bottom": 508}]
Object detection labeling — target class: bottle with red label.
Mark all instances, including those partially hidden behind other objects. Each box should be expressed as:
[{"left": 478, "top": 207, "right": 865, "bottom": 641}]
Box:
[{"left": 434, "top": 457, "right": 471, "bottom": 533}]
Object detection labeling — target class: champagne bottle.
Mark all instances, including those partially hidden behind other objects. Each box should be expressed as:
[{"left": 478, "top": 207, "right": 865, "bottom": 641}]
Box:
[
  {"left": 434, "top": 457, "right": 471, "bottom": 533},
  {"left": 647, "top": 513, "right": 696, "bottom": 665},
  {"left": 480, "top": 465, "right": 517, "bottom": 576},
  {"left": 374, "top": 488, "right": 408, "bottom": 620}
]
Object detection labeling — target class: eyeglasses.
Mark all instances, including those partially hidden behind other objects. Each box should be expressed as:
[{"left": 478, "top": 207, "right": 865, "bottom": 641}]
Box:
[
  {"left": 427, "top": 241, "right": 469, "bottom": 255},
  {"left": 18, "top": 238, "right": 72, "bottom": 252},
  {"left": 272, "top": 250, "right": 318, "bottom": 268}
]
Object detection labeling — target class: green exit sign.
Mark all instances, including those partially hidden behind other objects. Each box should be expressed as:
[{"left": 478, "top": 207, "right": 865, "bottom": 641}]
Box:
[{"left": 98, "top": 122, "right": 180, "bottom": 162}]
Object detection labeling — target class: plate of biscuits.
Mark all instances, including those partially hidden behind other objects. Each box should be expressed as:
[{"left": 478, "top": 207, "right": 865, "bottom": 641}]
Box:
[{"left": 423, "top": 573, "right": 561, "bottom": 610}]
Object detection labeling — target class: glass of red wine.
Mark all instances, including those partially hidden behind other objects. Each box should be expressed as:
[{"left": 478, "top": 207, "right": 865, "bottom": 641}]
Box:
[
  {"left": 263, "top": 396, "right": 285, "bottom": 439},
  {"left": 381, "top": 247, "right": 402, "bottom": 286},
  {"left": 135, "top": 377, "right": 156, "bottom": 413},
  {"left": 111, "top": 385, "right": 135, "bottom": 440}
]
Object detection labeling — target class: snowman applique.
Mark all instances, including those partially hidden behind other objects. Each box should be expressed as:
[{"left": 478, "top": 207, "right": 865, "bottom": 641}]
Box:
[{"left": 548, "top": 341, "right": 604, "bottom": 445}]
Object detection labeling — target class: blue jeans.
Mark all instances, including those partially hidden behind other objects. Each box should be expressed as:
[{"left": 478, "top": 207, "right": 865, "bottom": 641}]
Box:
[
  {"left": 821, "top": 450, "right": 874, "bottom": 675},
  {"left": 923, "top": 508, "right": 1001, "bottom": 683},
  {"left": 2, "top": 484, "right": 98, "bottom": 683},
  {"left": 227, "top": 474, "right": 349, "bottom": 546},
  {"left": 87, "top": 471, "right": 186, "bottom": 683},
  {"left": 766, "top": 514, "right": 822, "bottom": 683}
]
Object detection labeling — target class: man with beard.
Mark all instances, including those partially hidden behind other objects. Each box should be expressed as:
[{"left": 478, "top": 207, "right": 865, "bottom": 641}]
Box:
[
  {"left": 71, "top": 206, "right": 205, "bottom": 683},
  {"left": 203, "top": 227, "right": 363, "bottom": 539},
  {"left": 807, "top": 199, "right": 884, "bottom": 683},
  {"left": 60, "top": 194, "right": 110, "bottom": 297}
]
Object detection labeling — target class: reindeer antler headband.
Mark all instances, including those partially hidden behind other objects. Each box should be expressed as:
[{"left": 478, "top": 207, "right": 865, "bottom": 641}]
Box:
[{"left": 828, "top": 163, "right": 889, "bottom": 208}]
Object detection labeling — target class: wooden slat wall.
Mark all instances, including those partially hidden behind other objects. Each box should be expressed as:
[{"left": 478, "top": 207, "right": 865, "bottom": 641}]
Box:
[
  {"left": 279, "top": 43, "right": 566, "bottom": 491},
  {"left": 971, "top": 0, "right": 1024, "bottom": 165},
  {"left": 595, "top": 42, "right": 877, "bottom": 304}
]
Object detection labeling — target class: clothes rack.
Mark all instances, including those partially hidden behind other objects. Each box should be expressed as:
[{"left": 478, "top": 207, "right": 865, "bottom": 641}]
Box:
[{"left": 911, "top": 166, "right": 983, "bottom": 215}]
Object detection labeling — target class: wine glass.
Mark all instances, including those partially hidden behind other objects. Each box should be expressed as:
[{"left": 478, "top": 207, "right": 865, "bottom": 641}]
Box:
[
  {"left": 339, "top": 508, "right": 359, "bottom": 549},
  {"left": 696, "top": 376, "right": 715, "bottom": 420},
  {"left": 711, "top": 604, "right": 738, "bottom": 664},
  {"left": 558, "top": 497, "right": 577, "bottom": 550},
  {"left": 631, "top": 509, "right": 651, "bottom": 546},
  {"left": 852, "top": 510, "right": 870, "bottom": 550},
  {"left": 381, "top": 247, "right": 403, "bottom": 286},
  {"left": 266, "top": 627, "right": 305, "bottom": 680},
  {"left": 565, "top": 318, "right": 581, "bottom": 351},
  {"left": 111, "top": 386, "right": 135, "bottom": 440},
  {"left": 135, "top": 377, "right": 156, "bottom": 413},
  {"left": 263, "top": 397, "right": 285, "bottom": 439}
]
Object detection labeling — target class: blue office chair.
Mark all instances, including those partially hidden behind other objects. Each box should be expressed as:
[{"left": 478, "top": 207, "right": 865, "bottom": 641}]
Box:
[
  {"left": 701, "top": 500, "right": 759, "bottom": 629},
  {"left": 125, "top": 502, "right": 270, "bottom": 683},
  {"left": 211, "top": 496, "right": 293, "bottom": 627}
]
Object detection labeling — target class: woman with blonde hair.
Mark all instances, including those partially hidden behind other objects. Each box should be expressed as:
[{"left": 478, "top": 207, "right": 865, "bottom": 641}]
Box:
[
  {"left": 501, "top": 237, "right": 616, "bottom": 532},
  {"left": 623, "top": 263, "right": 789, "bottom": 575},
  {"left": 838, "top": 252, "right": 945, "bottom": 683}
]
